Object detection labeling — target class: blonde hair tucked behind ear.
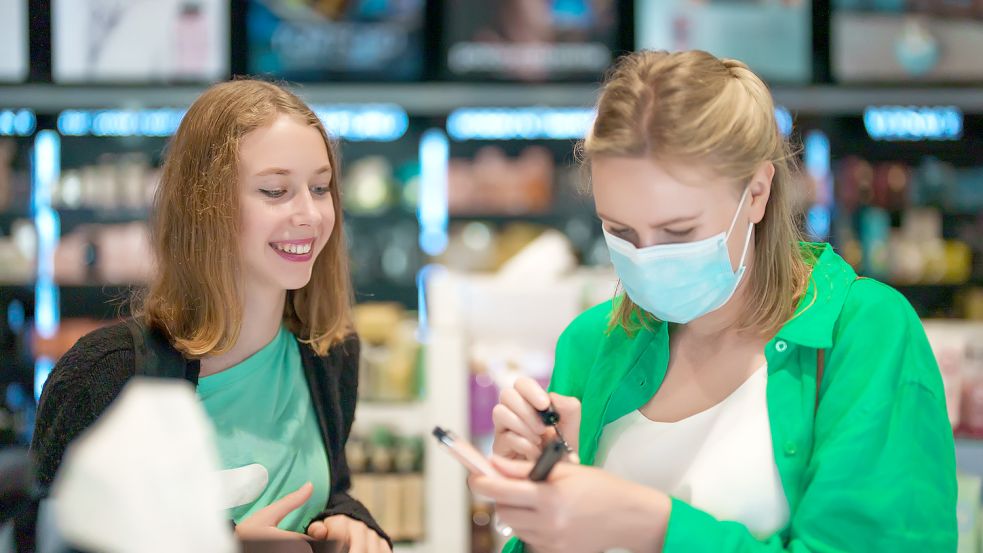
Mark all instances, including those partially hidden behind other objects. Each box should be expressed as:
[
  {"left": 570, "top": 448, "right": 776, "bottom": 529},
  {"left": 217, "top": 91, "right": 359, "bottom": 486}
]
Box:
[
  {"left": 132, "top": 79, "right": 353, "bottom": 357},
  {"left": 583, "top": 50, "right": 811, "bottom": 335}
]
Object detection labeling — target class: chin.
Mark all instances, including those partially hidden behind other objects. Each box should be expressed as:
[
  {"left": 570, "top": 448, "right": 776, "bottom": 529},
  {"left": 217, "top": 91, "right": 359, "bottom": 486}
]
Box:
[{"left": 278, "top": 273, "right": 314, "bottom": 292}]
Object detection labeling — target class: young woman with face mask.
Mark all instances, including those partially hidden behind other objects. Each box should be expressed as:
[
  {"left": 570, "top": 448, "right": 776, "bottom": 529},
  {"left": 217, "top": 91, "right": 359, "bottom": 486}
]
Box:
[
  {"left": 470, "top": 50, "right": 957, "bottom": 553},
  {"left": 32, "top": 80, "right": 392, "bottom": 552}
]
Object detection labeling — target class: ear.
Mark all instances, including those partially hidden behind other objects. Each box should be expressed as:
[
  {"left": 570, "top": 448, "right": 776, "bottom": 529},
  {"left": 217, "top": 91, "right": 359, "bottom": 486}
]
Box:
[{"left": 747, "top": 161, "right": 775, "bottom": 225}]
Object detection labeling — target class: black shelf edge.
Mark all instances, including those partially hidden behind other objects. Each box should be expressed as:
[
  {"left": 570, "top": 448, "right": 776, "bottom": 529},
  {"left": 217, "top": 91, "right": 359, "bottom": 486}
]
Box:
[{"left": 2, "top": 84, "right": 983, "bottom": 115}]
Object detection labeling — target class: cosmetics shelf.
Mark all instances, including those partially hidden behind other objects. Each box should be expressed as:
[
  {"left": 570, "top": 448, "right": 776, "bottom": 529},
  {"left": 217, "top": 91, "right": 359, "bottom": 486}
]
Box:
[{"left": 5, "top": 84, "right": 983, "bottom": 115}]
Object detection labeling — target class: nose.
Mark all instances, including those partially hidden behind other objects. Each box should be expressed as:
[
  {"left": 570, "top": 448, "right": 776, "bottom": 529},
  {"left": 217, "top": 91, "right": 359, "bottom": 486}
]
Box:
[{"left": 290, "top": 188, "right": 323, "bottom": 228}]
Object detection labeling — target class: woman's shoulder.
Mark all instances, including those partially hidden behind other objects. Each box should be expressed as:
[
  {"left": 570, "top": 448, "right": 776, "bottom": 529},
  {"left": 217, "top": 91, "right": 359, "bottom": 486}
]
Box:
[
  {"left": 834, "top": 277, "right": 941, "bottom": 387},
  {"left": 44, "top": 321, "right": 137, "bottom": 391},
  {"left": 839, "top": 277, "right": 921, "bottom": 331},
  {"left": 560, "top": 299, "right": 617, "bottom": 346}
]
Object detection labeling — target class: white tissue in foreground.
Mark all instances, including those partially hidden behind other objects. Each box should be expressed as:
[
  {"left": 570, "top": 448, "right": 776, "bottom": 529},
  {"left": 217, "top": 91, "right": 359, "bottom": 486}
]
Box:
[
  {"left": 217, "top": 463, "right": 269, "bottom": 510},
  {"left": 50, "top": 378, "right": 237, "bottom": 553}
]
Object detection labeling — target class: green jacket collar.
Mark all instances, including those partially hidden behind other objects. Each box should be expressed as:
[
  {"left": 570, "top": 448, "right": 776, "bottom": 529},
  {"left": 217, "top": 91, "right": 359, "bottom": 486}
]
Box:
[{"left": 775, "top": 243, "right": 857, "bottom": 350}]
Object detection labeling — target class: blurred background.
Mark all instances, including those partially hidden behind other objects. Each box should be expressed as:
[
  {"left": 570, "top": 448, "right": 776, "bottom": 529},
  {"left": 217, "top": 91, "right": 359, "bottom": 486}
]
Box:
[{"left": 1, "top": 0, "right": 983, "bottom": 551}]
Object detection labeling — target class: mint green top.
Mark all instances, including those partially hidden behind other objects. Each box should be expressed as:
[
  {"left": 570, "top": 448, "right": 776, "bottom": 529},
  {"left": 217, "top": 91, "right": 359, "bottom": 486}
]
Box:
[
  {"left": 197, "top": 325, "right": 330, "bottom": 532},
  {"left": 505, "top": 243, "right": 957, "bottom": 552}
]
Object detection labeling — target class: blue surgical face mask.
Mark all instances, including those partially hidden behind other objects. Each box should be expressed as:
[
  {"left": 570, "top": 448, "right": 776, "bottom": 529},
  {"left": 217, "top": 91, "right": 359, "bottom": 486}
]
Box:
[{"left": 602, "top": 187, "right": 754, "bottom": 324}]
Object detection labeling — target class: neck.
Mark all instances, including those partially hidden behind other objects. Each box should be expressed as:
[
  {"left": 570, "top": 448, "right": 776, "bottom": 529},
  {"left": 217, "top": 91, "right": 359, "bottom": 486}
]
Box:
[
  {"left": 676, "top": 277, "right": 753, "bottom": 341},
  {"left": 671, "top": 247, "right": 768, "bottom": 350},
  {"left": 199, "top": 281, "right": 286, "bottom": 377}
]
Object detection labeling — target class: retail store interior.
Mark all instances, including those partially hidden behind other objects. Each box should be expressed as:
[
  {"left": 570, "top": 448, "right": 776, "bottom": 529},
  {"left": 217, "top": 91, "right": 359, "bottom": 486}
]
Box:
[{"left": 2, "top": 0, "right": 983, "bottom": 552}]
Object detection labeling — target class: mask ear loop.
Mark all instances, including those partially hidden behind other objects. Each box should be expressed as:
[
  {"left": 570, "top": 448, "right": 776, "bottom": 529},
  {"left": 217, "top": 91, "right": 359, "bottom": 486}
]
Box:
[{"left": 727, "top": 186, "right": 755, "bottom": 274}]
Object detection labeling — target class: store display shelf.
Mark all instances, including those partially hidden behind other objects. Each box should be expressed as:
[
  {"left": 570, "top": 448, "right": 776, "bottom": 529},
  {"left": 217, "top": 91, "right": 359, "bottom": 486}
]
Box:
[
  {"left": 0, "top": 210, "right": 31, "bottom": 221},
  {"left": 4, "top": 84, "right": 983, "bottom": 115},
  {"left": 0, "top": 284, "right": 35, "bottom": 314},
  {"left": 54, "top": 208, "right": 151, "bottom": 234},
  {"left": 354, "top": 400, "right": 427, "bottom": 436},
  {"left": 892, "top": 281, "right": 983, "bottom": 289},
  {"left": 449, "top": 211, "right": 594, "bottom": 226},
  {"left": 344, "top": 210, "right": 419, "bottom": 224},
  {"left": 57, "top": 284, "right": 137, "bottom": 320}
]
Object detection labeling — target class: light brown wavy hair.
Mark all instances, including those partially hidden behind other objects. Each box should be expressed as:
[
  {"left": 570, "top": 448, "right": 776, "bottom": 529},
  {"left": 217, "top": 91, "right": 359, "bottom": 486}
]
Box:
[
  {"left": 132, "top": 79, "right": 353, "bottom": 357},
  {"left": 582, "top": 50, "right": 811, "bottom": 335}
]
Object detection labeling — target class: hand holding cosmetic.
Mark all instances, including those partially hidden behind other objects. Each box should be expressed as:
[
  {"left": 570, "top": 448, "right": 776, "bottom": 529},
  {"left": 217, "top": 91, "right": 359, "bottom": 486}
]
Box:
[{"left": 492, "top": 377, "right": 581, "bottom": 461}]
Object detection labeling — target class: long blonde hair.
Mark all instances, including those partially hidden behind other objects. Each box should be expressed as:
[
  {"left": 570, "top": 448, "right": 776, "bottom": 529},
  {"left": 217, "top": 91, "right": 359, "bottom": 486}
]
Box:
[
  {"left": 133, "top": 79, "right": 353, "bottom": 356},
  {"left": 583, "top": 50, "right": 811, "bottom": 335}
]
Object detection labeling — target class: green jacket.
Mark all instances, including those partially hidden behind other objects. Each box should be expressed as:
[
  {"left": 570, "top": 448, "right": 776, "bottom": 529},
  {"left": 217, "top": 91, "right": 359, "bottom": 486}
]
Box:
[{"left": 503, "top": 243, "right": 957, "bottom": 553}]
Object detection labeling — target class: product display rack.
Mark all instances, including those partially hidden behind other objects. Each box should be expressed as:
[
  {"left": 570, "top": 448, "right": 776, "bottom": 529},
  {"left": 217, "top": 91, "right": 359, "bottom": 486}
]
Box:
[{"left": 4, "top": 80, "right": 983, "bottom": 551}]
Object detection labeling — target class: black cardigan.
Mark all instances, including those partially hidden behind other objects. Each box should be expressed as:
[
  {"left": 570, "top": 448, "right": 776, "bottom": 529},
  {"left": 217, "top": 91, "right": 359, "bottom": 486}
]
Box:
[{"left": 30, "top": 321, "right": 390, "bottom": 546}]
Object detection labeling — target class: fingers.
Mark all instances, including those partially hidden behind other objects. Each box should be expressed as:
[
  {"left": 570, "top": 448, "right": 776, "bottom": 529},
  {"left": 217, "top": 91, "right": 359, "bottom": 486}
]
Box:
[
  {"left": 550, "top": 392, "right": 582, "bottom": 451},
  {"left": 469, "top": 473, "right": 539, "bottom": 508},
  {"left": 492, "top": 403, "right": 543, "bottom": 446},
  {"left": 368, "top": 528, "right": 382, "bottom": 553},
  {"left": 349, "top": 521, "right": 365, "bottom": 553},
  {"left": 489, "top": 455, "right": 535, "bottom": 479},
  {"left": 252, "top": 482, "right": 313, "bottom": 526},
  {"left": 514, "top": 377, "right": 551, "bottom": 411},
  {"left": 550, "top": 393, "right": 581, "bottom": 420},
  {"left": 492, "top": 430, "right": 542, "bottom": 460},
  {"left": 494, "top": 505, "right": 545, "bottom": 542},
  {"left": 306, "top": 520, "right": 327, "bottom": 540},
  {"left": 321, "top": 516, "right": 352, "bottom": 542},
  {"left": 499, "top": 388, "right": 548, "bottom": 438}
]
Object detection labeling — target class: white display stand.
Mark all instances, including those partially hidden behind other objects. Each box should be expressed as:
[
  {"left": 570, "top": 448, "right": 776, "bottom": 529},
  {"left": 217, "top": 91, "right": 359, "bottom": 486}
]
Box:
[{"left": 374, "top": 266, "right": 614, "bottom": 553}]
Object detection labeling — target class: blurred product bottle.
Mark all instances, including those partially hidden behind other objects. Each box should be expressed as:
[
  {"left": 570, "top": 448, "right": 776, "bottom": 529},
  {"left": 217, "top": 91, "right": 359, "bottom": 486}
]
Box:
[
  {"left": 345, "top": 157, "right": 396, "bottom": 215},
  {"left": 955, "top": 470, "right": 982, "bottom": 553},
  {"left": 960, "top": 338, "right": 983, "bottom": 436},
  {"left": 354, "top": 302, "right": 421, "bottom": 402},
  {"left": 859, "top": 207, "right": 891, "bottom": 280},
  {"left": 471, "top": 499, "right": 495, "bottom": 553},
  {"left": 346, "top": 427, "right": 425, "bottom": 544},
  {"left": 0, "top": 219, "right": 35, "bottom": 284}
]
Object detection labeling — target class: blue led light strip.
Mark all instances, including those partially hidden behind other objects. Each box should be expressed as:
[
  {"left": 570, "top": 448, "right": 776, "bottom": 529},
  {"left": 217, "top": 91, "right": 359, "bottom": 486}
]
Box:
[
  {"left": 775, "top": 106, "right": 793, "bottom": 138},
  {"left": 418, "top": 128, "right": 449, "bottom": 257},
  {"left": 312, "top": 104, "right": 409, "bottom": 142},
  {"left": 803, "top": 130, "right": 832, "bottom": 242},
  {"left": 448, "top": 106, "right": 794, "bottom": 141},
  {"left": 863, "top": 106, "right": 963, "bottom": 142},
  {"left": 32, "top": 130, "right": 62, "bottom": 401},
  {"left": 0, "top": 109, "right": 37, "bottom": 136},
  {"left": 56, "top": 105, "right": 410, "bottom": 141},
  {"left": 447, "top": 107, "right": 596, "bottom": 141}
]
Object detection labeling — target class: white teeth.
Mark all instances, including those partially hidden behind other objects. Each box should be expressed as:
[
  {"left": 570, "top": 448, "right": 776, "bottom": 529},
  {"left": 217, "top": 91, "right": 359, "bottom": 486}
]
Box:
[{"left": 273, "top": 242, "right": 312, "bottom": 255}]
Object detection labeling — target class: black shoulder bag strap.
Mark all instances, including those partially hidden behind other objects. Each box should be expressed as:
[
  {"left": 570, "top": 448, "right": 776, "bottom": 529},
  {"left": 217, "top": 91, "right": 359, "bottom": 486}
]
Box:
[{"left": 124, "top": 319, "right": 188, "bottom": 380}]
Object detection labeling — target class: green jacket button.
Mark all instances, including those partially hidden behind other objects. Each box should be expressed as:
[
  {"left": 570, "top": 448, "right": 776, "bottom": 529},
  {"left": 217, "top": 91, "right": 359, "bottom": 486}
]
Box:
[{"left": 784, "top": 442, "right": 798, "bottom": 456}]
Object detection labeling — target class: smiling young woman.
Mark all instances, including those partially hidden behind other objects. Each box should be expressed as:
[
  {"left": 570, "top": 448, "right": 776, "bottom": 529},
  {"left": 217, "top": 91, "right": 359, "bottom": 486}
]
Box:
[{"left": 31, "top": 80, "right": 392, "bottom": 553}]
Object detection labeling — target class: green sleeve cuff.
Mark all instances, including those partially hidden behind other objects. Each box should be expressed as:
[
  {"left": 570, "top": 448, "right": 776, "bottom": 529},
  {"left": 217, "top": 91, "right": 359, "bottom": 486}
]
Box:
[
  {"left": 664, "top": 497, "right": 745, "bottom": 553},
  {"left": 501, "top": 536, "right": 524, "bottom": 553}
]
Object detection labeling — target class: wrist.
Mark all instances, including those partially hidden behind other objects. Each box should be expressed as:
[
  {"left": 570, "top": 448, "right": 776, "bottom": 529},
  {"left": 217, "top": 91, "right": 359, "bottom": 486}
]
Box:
[{"left": 623, "top": 485, "right": 671, "bottom": 553}]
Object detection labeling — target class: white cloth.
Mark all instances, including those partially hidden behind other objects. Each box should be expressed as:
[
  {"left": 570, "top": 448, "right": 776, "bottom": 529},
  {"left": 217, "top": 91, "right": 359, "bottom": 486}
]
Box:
[
  {"left": 50, "top": 379, "right": 237, "bottom": 553},
  {"left": 596, "top": 365, "right": 789, "bottom": 551}
]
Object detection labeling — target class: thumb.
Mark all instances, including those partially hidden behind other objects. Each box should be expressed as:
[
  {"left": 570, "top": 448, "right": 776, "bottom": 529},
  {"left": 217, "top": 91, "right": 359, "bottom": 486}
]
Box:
[
  {"left": 550, "top": 392, "right": 581, "bottom": 449},
  {"left": 550, "top": 392, "right": 581, "bottom": 420},
  {"left": 490, "top": 454, "right": 535, "bottom": 479},
  {"left": 252, "top": 482, "right": 314, "bottom": 526}
]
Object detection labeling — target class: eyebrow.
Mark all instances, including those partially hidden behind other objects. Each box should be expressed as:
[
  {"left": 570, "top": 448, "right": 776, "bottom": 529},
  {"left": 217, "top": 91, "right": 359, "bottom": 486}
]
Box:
[
  {"left": 254, "top": 165, "right": 332, "bottom": 177},
  {"left": 596, "top": 212, "right": 699, "bottom": 229}
]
